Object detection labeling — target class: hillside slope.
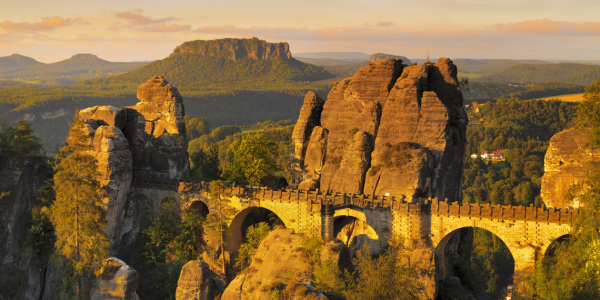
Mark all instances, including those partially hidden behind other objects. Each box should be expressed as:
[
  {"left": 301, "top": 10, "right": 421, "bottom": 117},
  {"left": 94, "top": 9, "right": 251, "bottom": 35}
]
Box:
[
  {"left": 0, "top": 53, "right": 148, "bottom": 85},
  {"left": 75, "top": 38, "right": 334, "bottom": 92},
  {"left": 474, "top": 63, "right": 600, "bottom": 85}
]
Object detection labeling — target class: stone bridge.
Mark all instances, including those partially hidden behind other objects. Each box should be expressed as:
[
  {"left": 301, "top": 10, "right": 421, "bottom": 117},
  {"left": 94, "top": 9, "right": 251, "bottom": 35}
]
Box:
[{"left": 132, "top": 179, "right": 578, "bottom": 297}]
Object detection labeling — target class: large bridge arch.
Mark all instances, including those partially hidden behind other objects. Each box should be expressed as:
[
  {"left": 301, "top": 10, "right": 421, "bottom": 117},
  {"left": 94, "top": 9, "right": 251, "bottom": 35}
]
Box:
[
  {"left": 434, "top": 226, "right": 516, "bottom": 297},
  {"left": 227, "top": 206, "right": 287, "bottom": 257}
]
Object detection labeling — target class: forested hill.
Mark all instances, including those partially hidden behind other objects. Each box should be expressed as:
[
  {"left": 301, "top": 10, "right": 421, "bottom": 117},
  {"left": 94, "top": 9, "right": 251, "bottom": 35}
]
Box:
[
  {"left": 0, "top": 53, "right": 148, "bottom": 85},
  {"left": 0, "top": 54, "right": 42, "bottom": 71},
  {"left": 73, "top": 38, "right": 334, "bottom": 93},
  {"left": 474, "top": 63, "right": 600, "bottom": 85}
]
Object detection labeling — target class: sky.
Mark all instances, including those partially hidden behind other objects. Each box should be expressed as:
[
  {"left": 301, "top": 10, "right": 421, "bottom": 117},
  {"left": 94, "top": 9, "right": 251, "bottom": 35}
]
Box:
[{"left": 1, "top": 0, "right": 600, "bottom": 63}]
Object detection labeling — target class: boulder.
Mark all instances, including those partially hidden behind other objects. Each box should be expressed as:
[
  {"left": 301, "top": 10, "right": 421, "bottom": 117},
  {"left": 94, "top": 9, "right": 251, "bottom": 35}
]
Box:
[
  {"left": 91, "top": 257, "right": 140, "bottom": 300},
  {"left": 176, "top": 260, "right": 220, "bottom": 300},
  {"left": 541, "top": 127, "right": 600, "bottom": 208},
  {"left": 222, "top": 229, "right": 340, "bottom": 300}
]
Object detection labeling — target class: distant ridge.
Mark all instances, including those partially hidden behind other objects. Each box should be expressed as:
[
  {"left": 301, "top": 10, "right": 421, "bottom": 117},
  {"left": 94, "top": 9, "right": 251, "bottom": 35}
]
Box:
[
  {"left": 295, "top": 52, "right": 370, "bottom": 60},
  {"left": 0, "top": 53, "right": 149, "bottom": 85},
  {"left": 0, "top": 54, "right": 42, "bottom": 70}
]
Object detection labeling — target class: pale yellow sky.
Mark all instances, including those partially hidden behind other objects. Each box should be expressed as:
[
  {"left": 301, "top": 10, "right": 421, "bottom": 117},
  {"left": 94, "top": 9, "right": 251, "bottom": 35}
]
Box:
[{"left": 1, "top": 0, "right": 600, "bottom": 62}]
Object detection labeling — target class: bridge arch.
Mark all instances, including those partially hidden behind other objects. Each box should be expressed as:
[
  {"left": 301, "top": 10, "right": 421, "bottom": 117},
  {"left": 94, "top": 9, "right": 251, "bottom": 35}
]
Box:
[
  {"left": 333, "top": 209, "right": 380, "bottom": 254},
  {"left": 228, "top": 206, "right": 286, "bottom": 257},
  {"left": 539, "top": 228, "right": 571, "bottom": 258},
  {"left": 187, "top": 200, "right": 209, "bottom": 218},
  {"left": 435, "top": 226, "right": 515, "bottom": 296}
]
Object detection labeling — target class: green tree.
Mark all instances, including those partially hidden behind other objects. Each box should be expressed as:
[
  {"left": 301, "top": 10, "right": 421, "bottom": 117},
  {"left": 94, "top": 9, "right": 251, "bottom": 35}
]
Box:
[
  {"left": 0, "top": 120, "right": 43, "bottom": 161},
  {"left": 235, "top": 222, "right": 271, "bottom": 270},
  {"left": 189, "top": 146, "right": 221, "bottom": 181},
  {"left": 205, "top": 180, "right": 238, "bottom": 281},
  {"left": 184, "top": 116, "right": 211, "bottom": 139},
  {"left": 224, "top": 133, "right": 279, "bottom": 185},
  {"left": 50, "top": 113, "right": 109, "bottom": 296}
]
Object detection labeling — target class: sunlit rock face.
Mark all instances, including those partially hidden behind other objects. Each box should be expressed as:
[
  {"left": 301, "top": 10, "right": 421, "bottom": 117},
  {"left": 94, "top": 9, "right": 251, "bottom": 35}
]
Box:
[
  {"left": 541, "top": 127, "right": 600, "bottom": 208},
  {"left": 124, "top": 75, "right": 189, "bottom": 180},
  {"left": 292, "top": 58, "right": 468, "bottom": 202},
  {"left": 71, "top": 76, "right": 189, "bottom": 256}
]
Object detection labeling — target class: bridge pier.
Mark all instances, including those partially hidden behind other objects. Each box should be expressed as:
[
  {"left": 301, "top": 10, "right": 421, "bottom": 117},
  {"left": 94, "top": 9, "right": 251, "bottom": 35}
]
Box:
[
  {"left": 512, "top": 245, "right": 537, "bottom": 298},
  {"left": 321, "top": 203, "right": 335, "bottom": 240}
]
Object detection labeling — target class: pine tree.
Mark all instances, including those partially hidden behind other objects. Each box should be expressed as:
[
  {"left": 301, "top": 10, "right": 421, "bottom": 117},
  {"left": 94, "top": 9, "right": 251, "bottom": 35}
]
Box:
[{"left": 50, "top": 113, "right": 109, "bottom": 295}]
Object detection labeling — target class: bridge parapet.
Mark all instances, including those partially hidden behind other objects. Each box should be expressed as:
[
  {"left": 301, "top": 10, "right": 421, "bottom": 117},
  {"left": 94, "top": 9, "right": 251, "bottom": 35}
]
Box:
[
  {"left": 177, "top": 181, "right": 427, "bottom": 213},
  {"left": 431, "top": 198, "right": 579, "bottom": 224}
]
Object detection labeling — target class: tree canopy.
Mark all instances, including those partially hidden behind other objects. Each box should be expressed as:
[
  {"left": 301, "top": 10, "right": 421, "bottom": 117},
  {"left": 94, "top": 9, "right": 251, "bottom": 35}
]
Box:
[{"left": 50, "top": 113, "right": 109, "bottom": 294}]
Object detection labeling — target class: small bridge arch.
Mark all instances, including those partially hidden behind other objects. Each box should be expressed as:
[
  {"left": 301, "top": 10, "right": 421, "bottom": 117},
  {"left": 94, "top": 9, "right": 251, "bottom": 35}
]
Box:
[{"left": 333, "top": 208, "right": 380, "bottom": 254}]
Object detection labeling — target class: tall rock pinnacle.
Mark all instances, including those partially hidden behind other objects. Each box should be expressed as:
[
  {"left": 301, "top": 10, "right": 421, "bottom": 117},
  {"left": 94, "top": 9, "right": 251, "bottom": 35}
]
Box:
[{"left": 291, "top": 58, "right": 468, "bottom": 202}]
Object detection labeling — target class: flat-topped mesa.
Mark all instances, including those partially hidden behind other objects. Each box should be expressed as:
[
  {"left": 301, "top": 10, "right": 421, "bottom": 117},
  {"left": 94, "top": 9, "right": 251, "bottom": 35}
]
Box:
[
  {"left": 169, "top": 37, "right": 292, "bottom": 61},
  {"left": 292, "top": 58, "right": 468, "bottom": 202},
  {"left": 125, "top": 76, "right": 189, "bottom": 180},
  {"left": 541, "top": 127, "right": 600, "bottom": 209}
]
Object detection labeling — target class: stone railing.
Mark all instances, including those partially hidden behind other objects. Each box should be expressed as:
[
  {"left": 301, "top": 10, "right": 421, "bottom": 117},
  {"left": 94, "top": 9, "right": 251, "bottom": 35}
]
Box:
[
  {"left": 174, "top": 181, "right": 580, "bottom": 223},
  {"left": 431, "top": 198, "right": 579, "bottom": 224},
  {"left": 177, "top": 181, "right": 424, "bottom": 214}
]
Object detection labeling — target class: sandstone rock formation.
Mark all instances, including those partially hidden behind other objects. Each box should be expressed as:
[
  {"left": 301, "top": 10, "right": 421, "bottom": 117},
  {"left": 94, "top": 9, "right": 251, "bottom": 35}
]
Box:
[
  {"left": 369, "top": 53, "right": 410, "bottom": 64},
  {"left": 292, "top": 58, "right": 467, "bottom": 201},
  {"left": 91, "top": 257, "right": 140, "bottom": 300},
  {"left": 70, "top": 76, "right": 189, "bottom": 257},
  {"left": 176, "top": 260, "right": 221, "bottom": 300},
  {"left": 125, "top": 76, "right": 188, "bottom": 180},
  {"left": 0, "top": 158, "right": 50, "bottom": 299},
  {"left": 222, "top": 229, "right": 342, "bottom": 300},
  {"left": 541, "top": 127, "right": 600, "bottom": 208},
  {"left": 170, "top": 38, "right": 292, "bottom": 61}
]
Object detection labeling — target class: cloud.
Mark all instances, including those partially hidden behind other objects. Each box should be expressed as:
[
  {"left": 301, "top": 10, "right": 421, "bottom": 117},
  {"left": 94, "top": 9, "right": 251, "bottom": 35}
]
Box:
[
  {"left": 116, "top": 9, "right": 190, "bottom": 32},
  {"left": 493, "top": 19, "right": 600, "bottom": 37},
  {"left": 0, "top": 16, "right": 77, "bottom": 33},
  {"left": 376, "top": 22, "right": 396, "bottom": 28}
]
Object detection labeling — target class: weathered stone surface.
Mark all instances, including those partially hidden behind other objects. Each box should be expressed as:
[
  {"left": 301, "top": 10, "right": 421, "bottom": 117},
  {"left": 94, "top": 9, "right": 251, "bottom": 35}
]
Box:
[
  {"left": 222, "top": 229, "right": 334, "bottom": 300},
  {"left": 294, "top": 58, "right": 467, "bottom": 200},
  {"left": 0, "top": 159, "right": 49, "bottom": 299},
  {"left": 176, "top": 260, "right": 219, "bottom": 300},
  {"left": 300, "top": 126, "right": 328, "bottom": 185},
  {"left": 91, "top": 257, "right": 140, "bottom": 300},
  {"left": 80, "top": 106, "right": 127, "bottom": 129},
  {"left": 170, "top": 38, "right": 292, "bottom": 61},
  {"left": 124, "top": 76, "right": 189, "bottom": 180},
  {"left": 411, "top": 248, "right": 437, "bottom": 300},
  {"left": 86, "top": 125, "right": 133, "bottom": 254},
  {"left": 541, "top": 127, "right": 600, "bottom": 208},
  {"left": 292, "top": 92, "right": 325, "bottom": 163},
  {"left": 328, "top": 131, "right": 372, "bottom": 194}
]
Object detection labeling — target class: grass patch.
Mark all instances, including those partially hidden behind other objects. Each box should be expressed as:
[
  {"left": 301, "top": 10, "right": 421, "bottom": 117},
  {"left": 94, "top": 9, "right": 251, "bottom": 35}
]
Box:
[{"left": 533, "top": 93, "right": 584, "bottom": 102}]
